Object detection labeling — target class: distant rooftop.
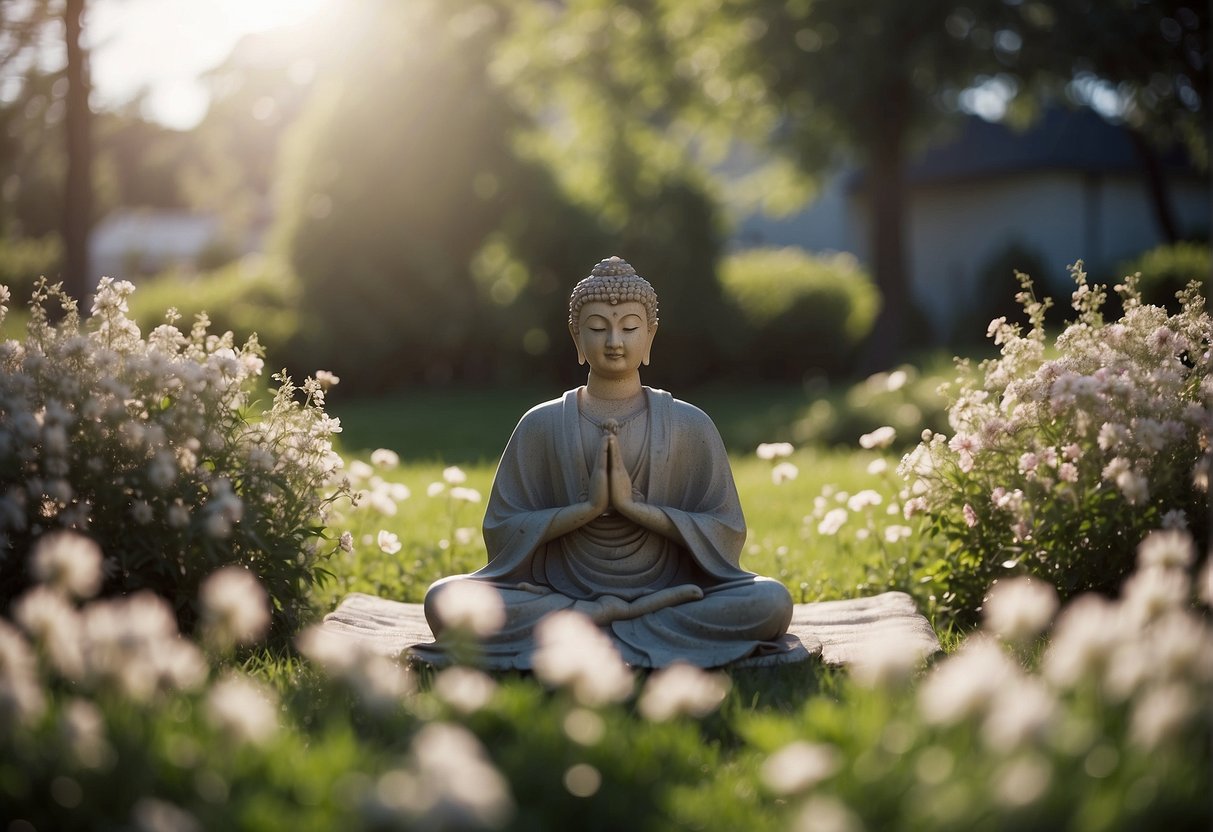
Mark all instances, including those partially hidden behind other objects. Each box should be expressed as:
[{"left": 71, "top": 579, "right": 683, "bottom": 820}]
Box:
[{"left": 851, "top": 106, "right": 1201, "bottom": 190}]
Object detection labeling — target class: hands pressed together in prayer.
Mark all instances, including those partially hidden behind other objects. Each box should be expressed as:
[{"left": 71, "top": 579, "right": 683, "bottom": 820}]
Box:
[{"left": 529, "top": 431, "right": 703, "bottom": 625}]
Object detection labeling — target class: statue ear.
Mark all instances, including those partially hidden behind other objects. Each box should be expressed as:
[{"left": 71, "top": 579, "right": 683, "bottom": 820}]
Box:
[
  {"left": 642, "top": 323, "right": 658, "bottom": 366},
  {"left": 570, "top": 323, "right": 586, "bottom": 366}
]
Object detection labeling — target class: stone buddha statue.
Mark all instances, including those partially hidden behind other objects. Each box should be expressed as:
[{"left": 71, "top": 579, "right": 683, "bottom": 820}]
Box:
[{"left": 420, "top": 256, "right": 794, "bottom": 668}]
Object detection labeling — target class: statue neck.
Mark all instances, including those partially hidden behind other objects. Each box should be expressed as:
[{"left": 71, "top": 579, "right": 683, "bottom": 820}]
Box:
[{"left": 584, "top": 371, "right": 643, "bottom": 402}]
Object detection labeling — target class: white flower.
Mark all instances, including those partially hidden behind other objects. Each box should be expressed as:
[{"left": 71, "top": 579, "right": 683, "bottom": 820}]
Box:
[
  {"left": 296, "top": 626, "right": 414, "bottom": 711},
  {"left": 532, "top": 610, "right": 633, "bottom": 707},
  {"left": 1129, "top": 681, "right": 1196, "bottom": 750},
  {"left": 992, "top": 754, "right": 1052, "bottom": 809},
  {"left": 883, "top": 525, "right": 912, "bottom": 543},
  {"left": 756, "top": 442, "right": 794, "bottom": 460},
  {"left": 449, "top": 486, "right": 482, "bottom": 503},
  {"left": 371, "top": 448, "right": 400, "bottom": 469},
  {"left": 1114, "top": 468, "right": 1150, "bottom": 505},
  {"left": 771, "top": 461, "right": 799, "bottom": 484},
  {"left": 442, "top": 465, "right": 468, "bottom": 485},
  {"left": 59, "top": 698, "right": 111, "bottom": 768},
  {"left": 1121, "top": 567, "right": 1189, "bottom": 624},
  {"left": 0, "top": 619, "right": 47, "bottom": 727},
  {"left": 848, "top": 631, "right": 933, "bottom": 688},
  {"left": 760, "top": 741, "right": 841, "bottom": 795},
  {"left": 918, "top": 636, "right": 1019, "bottom": 725},
  {"left": 981, "top": 676, "right": 1057, "bottom": 752},
  {"left": 846, "top": 490, "right": 882, "bottom": 511},
  {"left": 30, "top": 531, "right": 103, "bottom": 599},
  {"left": 339, "top": 531, "right": 355, "bottom": 553},
  {"left": 866, "top": 458, "right": 889, "bottom": 475},
  {"left": 789, "top": 795, "right": 862, "bottom": 832},
  {"left": 427, "top": 482, "right": 446, "bottom": 498},
  {"left": 434, "top": 667, "right": 498, "bottom": 715},
  {"left": 366, "top": 723, "right": 513, "bottom": 831},
  {"left": 637, "top": 662, "right": 730, "bottom": 721},
  {"left": 430, "top": 580, "right": 506, "bottom": 638},
  {"left": 1199, "top": 559, "right": 1213, "bottom": 608},
  {"left": 817, "top": 508, "right": 848, "bottom": 536},
  {"left": 206, "top": 674, "right": 280, "bottom": 746},
  {"left": 859, "top": 426, "right": 896, "bottom": 449},
  {"left": 1042, "top": 595, "right": 1125, "bottom": 688},
  {"left": 348, "top": 459, "right": 374, "bottom": 481},
  {"left": 199, "top": 566, "right": 271, "bottom": 647},
  {"left": 377, "top": 530, "right": 402, "bottom": 554},
  {"left": 983, "top": 577, "right": 1058, "bottom": 642},
  {"left": 14, "top": 586, "right": 84, "bottom": 678},
  {"left": 1136, "top": 529, "right": 1196, "bottom": 572},
  {"left": 314, "top": 370, "right": 340, "bottom": 388}
]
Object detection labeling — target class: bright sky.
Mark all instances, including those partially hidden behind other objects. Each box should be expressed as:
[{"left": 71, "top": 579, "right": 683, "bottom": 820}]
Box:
[{"left": 88, "top": 0, "right": 330, "bottom": 130}]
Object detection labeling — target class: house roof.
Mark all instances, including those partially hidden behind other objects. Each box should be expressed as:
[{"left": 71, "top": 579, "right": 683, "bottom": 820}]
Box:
[{"left": 851, "top": 106, "right": 1200, "bottom": 189}]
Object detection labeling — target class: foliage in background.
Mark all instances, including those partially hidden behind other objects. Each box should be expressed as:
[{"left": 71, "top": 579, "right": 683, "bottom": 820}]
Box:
[
  {"left": 273, "top": 0, "right": 608, "bottom": 393},
  {"left": 900, "top": 264, "right": 1210, "bottom": 621},
  {"left": 0, "top": 278, "right": 346, "bottom": 639},
  {"left": 128, "top": 254, "right": 303, "bottom": 371},
  {"left": 1117, "top": 240, "right": 1211, "bottom": 315},
  {"left": 0, "top": 234, "right": 61, "bottom": 303},
  {"left": 718, "top": 246, "right": 879, "bottom": 379}
]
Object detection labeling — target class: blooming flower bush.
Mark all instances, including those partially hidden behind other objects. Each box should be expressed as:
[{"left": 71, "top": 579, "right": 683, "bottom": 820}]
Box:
[
  {"left": 899, "top": 265, "right": 1210, "bottom": 619},
  {"left": 0, "top": 278, "right": 348, "bottom": 637}
]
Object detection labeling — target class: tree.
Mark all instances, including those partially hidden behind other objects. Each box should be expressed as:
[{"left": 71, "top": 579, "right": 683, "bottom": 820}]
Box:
[
  {"left": 1000, "top": 0, "right": 1209, "bottom": 243},
  {"left": 61, "top": 0, "right": 90, "bottom": 301},
  {"left": 502, "top": 0, "right": 1016, "bottom": 371},
  {"left": 273, "top": 0, "right": 609, "bottom": 391}
]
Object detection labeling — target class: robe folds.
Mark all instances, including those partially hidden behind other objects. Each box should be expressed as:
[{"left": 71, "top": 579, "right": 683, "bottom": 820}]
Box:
[{"left": 420, "top": 387, "right": 793, "bottom": 669}]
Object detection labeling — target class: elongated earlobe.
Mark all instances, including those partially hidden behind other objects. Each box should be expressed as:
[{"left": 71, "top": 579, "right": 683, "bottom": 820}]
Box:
[
  {"left": 570, "top": 324, "right": 586, "bottom": 366},
  {"left": 642, "top": 325, "right": 657, "bottom": 366}
]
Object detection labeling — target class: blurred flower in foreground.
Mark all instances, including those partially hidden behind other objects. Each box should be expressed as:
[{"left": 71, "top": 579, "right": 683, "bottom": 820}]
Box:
[
  {"left": 431, "top": 580, "right": 505, "bottom": 638},
  {"left": 638, "top": 662, "right": 730, "bottom": 721},
  {"left": 760, "top": 740, "right": 841, "bottom": 795},
  {"left": 30, "top": 531, "right": 103, "bottom": 599},
  {"left": 918, "top": 636, "right": 1018, "bottom": 726},
  {"left": 443, "top": 466, "right": 468, "bottom": 485},
  {"left": 532, "top": 611, "right": 633, "bottom": 707},
  {"left": 849, "top": 632, "right": 933, "bottom": 688},
  {"left": 296, "top": 626, "right": 414, "bottom": 712},
  {"left": 434, "top": 667, "right": 498, "bottom": 715},
  {"left": 0, "top": 618, "right": 46, "bottom": 728},
  {"left": 199, "top": 566, "right": 270, "bottom": 648},
  {"left": 80, "top": 592, "right": 207, "bottom": 702},
  {"left": 1135, "top": 529, "right": 1196, "bottom": 572},
  {"left": 206, "top": 674, "right": 280, "bottom": 746},
  {"left": 983, "top": 577, "right": 1058, "bottom": 643},
  {"left": 790, "top": 795, "right": 863, "bottom": 832},
  {"left": 364, "top": 723, "right": 513, "bottom": 831}
]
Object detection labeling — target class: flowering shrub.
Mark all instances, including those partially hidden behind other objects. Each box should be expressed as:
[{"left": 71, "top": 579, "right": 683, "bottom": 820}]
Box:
[
  {"left": 0, "top": 278, "right": 347, "bottom": 638},
  {"left": 900, "top": 264, "right": 1210, "bottom": 619}
]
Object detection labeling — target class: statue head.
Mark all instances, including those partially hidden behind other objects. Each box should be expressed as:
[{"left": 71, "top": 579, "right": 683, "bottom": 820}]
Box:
[{"left": 568, "top": 257, "right": 659, "bottom": 335}]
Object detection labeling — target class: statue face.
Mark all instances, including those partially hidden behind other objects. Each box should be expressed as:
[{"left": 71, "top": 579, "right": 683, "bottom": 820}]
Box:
[{"left": 571, "top": 300, "right": 657, "bottom": 375}]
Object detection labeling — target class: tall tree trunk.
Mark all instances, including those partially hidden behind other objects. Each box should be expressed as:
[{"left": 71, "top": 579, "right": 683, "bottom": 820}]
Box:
[
  {"left": 63, "top": 0, "right": 91, "bottom": 305},
  {"left": 1126, "top": 126, "right": 1179, "bottom": 244},
  {"left": 860, "top": 117, "right": 912, "bottom": 373}
]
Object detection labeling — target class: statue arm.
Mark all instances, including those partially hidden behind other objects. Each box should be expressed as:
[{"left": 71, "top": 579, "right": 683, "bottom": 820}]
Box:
[{"left": 538, "top": 431, "right": 611, "bottom": 544}]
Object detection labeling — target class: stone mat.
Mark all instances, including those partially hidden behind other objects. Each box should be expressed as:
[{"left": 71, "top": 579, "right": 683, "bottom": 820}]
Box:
[{"left": 321, "top": 590, "right": 940, "bottom": 669}]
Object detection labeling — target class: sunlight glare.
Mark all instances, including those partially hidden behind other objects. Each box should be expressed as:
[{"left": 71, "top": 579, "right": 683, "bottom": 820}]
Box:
[{"left": 89, "top": 0, "right": 332, "bottom": 129}]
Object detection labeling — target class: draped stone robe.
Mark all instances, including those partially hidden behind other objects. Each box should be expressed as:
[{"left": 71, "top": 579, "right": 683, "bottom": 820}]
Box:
[{"left": 420, "top": 387, "right": 793, "bottom": 669}]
